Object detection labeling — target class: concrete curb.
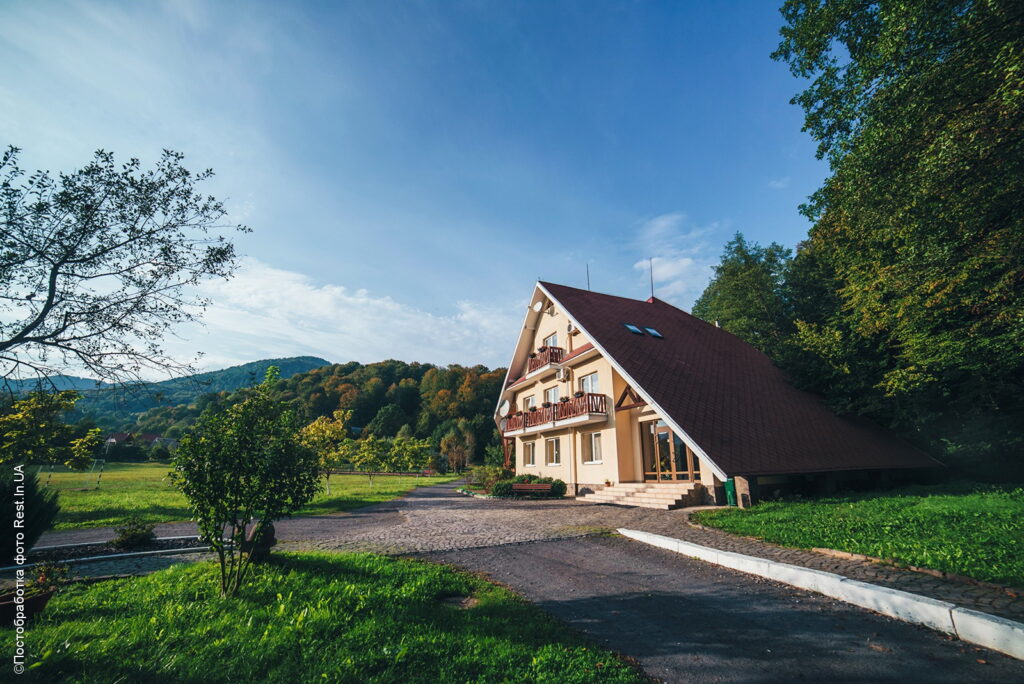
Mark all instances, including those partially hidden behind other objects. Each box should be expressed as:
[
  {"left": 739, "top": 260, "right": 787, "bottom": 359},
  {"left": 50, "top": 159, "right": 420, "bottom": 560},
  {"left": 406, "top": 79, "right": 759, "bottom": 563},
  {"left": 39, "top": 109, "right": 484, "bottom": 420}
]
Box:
[{"left": 618, "top": 528, "right": 1024, "bottom": 661}]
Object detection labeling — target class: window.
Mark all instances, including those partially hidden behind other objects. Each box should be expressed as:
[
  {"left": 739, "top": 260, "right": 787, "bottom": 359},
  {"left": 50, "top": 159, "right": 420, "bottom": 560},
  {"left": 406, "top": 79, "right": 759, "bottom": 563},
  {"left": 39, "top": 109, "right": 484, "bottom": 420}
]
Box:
[
  {"left": 579, "top": 372, "right": 599, "bottom": 395},
  {"left": 523, "top": 442, "right": 536, "bottom": 466},
  {"left": 523, "top": 395, "right": 536, "bottom": 410},
  {"left": 543, "top": 332, "right": 558, "bottom": 348},
  {"left": 583, "top": 432, "right": 602, "bottom": 464},
  {"left": 545, "top": 438, "right": 561, "bottom": 465},
  {"left": 645, "top": 327, "right": 663, "bottom": 338},
  {"left": 544, "top": 386, "right": 559, "bottom": 404},
  {"left": 623, "top": 323, "right": 644, "bottom": 335}
]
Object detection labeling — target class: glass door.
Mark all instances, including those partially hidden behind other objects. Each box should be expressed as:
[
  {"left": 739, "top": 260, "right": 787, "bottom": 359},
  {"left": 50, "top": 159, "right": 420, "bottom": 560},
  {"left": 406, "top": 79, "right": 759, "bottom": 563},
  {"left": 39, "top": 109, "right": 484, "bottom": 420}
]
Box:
[{"left": 642, "top": 420, "right": 695, "bottom": 481}]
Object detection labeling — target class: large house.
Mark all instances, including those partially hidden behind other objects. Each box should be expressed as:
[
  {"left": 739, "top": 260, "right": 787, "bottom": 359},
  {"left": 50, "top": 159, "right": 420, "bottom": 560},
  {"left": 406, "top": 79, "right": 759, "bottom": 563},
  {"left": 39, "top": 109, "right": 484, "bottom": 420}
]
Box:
[{"left": 493, "top": 282, "right": 939, "bottom": 509}]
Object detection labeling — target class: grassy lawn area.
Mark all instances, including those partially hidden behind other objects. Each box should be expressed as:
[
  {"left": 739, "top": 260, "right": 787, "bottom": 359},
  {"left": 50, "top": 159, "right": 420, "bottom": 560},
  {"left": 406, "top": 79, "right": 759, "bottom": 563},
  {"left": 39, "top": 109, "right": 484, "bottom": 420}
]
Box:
[
  {"left": 7, "top": 552, "right": 643, "bottom": 683},
  {"left": 39, "top": 463, "right": 460, "bottom": 530},
  {"left": 691, "top": 483, "right": 1024, "bottom": 587}
]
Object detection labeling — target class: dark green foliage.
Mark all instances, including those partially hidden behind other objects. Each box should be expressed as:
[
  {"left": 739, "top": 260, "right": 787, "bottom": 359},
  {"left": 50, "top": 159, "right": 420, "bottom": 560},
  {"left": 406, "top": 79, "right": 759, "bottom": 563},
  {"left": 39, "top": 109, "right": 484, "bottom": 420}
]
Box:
[
  {"left": 490, "top": 480, "right": 514, "bottom": 498},
  {"left": 492, "top": 476, "right": 567, "bottom": 498},
  {"left": 5, "top": 553, "right": 644, "bottom": 682},
  {"left": 692, "top": 1, "right": 1024, "bottom": 478},
  {"left": 2, "top": 467, "right": 59, "bottom": 564},
  {"left": 110, "top": 514, "right": 156, "bottom": 550},
  {"left": 363, "top": 403, "right": 409, "bottom": 438},
  {"left": 467, "top": 465, "right": 513, "bottom": 490},
  {"left": 692, "top": 483, "right": 1024, "bottom": 586}
]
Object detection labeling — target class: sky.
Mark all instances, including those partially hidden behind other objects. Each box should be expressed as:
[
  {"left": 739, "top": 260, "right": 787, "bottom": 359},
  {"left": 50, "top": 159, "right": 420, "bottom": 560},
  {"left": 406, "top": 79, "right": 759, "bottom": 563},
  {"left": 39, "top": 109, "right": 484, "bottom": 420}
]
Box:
[{"left": 1, "top": 0, "right": 825, "bottom": 374}]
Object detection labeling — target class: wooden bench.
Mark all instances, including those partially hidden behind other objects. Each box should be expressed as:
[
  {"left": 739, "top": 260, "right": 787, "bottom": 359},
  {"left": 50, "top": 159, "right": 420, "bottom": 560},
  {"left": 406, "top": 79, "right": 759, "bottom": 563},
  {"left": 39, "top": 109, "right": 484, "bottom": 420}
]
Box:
[{"left": 511, "top": 483, "right": 553, "bottom": 496}]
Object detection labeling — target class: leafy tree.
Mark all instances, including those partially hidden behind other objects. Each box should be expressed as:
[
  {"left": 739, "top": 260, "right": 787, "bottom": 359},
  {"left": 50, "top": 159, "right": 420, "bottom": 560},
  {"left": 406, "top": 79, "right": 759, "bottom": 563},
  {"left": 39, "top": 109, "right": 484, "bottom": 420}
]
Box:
[
  {"left": 363, "top": 403, "right": 409, "bottom": 438},
  {"left": 440, "top": 428, "right": 473, "bottom": 473},
  {"left": 692, "top": 233, "right": 793, "bottom": 360},
  {"left": 170, "top": 368, "right": 320, "bottom": 597},
  {"left": 774, "top": 0, "right": 1024, "bottom": 469},
  {"left": 350, "top": 435, "right": 393, "bottom": 488},
  {"left": 0, "top": 146, "right": 247, "bottom": 387},
  {"left": 0, "top": 391, "right": 100, "bottom": 468},
  {"left": 389, "top": 436, "right": 433, "bottom": 472},
  {"left": 299, "top": 409, "right": 355, "bottom": 494}
]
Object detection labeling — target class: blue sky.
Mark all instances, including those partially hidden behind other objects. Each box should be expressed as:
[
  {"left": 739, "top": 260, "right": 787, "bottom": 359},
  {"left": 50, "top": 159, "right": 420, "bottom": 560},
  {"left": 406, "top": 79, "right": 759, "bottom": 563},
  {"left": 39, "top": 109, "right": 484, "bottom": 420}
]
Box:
[{"left": 1, "top": 1, "right": 824, "bottom": 372}]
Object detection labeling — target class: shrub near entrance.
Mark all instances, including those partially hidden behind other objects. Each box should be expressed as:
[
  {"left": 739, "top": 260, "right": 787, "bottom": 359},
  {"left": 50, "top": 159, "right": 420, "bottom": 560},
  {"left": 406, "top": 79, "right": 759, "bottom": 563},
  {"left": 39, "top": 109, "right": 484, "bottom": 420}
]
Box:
[{"left": 491, "top": 475, "right": 567, "bottom": 498}]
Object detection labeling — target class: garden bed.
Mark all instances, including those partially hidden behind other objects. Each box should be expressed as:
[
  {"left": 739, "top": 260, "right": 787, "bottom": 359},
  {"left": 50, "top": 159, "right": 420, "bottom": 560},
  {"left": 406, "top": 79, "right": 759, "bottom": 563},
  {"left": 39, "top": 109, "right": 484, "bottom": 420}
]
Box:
[{"left": 28, "top": 536, "right": 208, "bottom": 564}]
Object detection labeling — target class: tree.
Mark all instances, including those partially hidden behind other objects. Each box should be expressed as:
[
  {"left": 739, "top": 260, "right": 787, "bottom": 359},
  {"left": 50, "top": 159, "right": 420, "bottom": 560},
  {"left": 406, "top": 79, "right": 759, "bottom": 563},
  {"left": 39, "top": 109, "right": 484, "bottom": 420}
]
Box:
[
  {"left": 299, "top": 409, "right": 354, "bottom": 494},
  {"left": 440, "top": 427, "right": 473, "bottom": 473},
  {"left": 363, "top": 403, "right": 408, "bottom": 438},
  {"left": 170, "top": 368, "right": 320, "bottom": 597},
  {"left": 774, "top": 0, "right": 1024, "bottom": 468},
  {"left": 691, "top": 233, "right": 793, "bottom": 361},
  {"left": 350, "top": 435, "right": 393, "bottom": 488},
  {"left": 0, "top": 390, "right": 100, "bottom": 468},
  {"left": 0, "top": 146, "right": 247, "bottom": 387},
  {"left": 390, "top": 436, "right": 433, "bottom": 473}
]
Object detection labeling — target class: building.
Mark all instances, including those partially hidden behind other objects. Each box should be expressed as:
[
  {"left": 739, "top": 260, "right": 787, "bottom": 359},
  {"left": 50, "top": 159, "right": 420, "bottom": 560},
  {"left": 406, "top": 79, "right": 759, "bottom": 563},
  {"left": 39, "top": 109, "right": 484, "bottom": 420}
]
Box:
[{"left": 493, "top": 282, "right": 940, "bottom": 509}]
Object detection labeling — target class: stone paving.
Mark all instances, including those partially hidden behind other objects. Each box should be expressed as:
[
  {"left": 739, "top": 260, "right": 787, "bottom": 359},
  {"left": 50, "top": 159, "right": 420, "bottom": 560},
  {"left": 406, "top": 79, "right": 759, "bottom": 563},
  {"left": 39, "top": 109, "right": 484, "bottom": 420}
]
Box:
[{"left": 29, "top": 480, "right": 1024, "bottom": 622}]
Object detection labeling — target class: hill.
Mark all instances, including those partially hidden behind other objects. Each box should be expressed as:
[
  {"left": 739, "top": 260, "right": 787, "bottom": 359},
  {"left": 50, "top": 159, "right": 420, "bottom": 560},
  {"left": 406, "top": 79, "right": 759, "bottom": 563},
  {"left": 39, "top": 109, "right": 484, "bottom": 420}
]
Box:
[{"left": 75, "top": 356, "right": 331, "bottom": 428}]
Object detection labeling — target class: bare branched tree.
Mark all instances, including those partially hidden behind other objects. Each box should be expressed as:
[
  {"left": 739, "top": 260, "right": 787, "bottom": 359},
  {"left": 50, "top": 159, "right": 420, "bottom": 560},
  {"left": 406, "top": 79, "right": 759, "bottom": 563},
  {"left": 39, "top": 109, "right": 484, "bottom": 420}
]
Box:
[{"left": 0, "top": 145, "right": 248, "bottom": 390}]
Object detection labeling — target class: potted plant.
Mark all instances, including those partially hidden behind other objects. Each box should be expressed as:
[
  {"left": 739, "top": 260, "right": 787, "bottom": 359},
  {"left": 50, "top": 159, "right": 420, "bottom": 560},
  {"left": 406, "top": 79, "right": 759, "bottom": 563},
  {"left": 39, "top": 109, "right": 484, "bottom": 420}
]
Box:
[
  {"left": 538, "top": 346, "right": 548, "bottom": 353},
  {"left": 528, "top": 406, "right": 537, "bottom": 412},
  {"left": 604, "top": 479, "right": 613, "bottom": 487},
  {"left": 559, "top": 396, "right": 569, "bottom": 403},
  {"left": 528, "top": 352, "right": 537, "bottom": 358},
  {"left": 574, "top": 390, "right": 585, "bottom": 398},
  {"left": 541, "top": 401, "right": 552, "bottom": 408},
  {"left": 0, "top": 561, "right": 69, "bottom": 624}
]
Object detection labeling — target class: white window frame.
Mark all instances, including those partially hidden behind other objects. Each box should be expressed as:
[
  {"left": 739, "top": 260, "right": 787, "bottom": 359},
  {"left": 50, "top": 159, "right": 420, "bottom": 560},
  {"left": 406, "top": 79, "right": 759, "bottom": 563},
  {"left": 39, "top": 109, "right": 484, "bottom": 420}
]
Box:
[
  {"left": 579, "top": 372, "right": 599, "bottom": 395},
  {"left": 523, "top": 395, "right": 536, "bottom": 411},
  {"left": 582, "top": 432, "right": 602, "bottom": 464},
  {"left": 545, "top": 438, "right": 561, "bottom": 466},
  {"left": 543, "top": 386, "right": 559, "bottom": 404},
  {"left": 523, "top": 442, "right": 536, "bottom": 467},
  {"left": 543, "top": 332, "right": 558, "bottom": 348}
]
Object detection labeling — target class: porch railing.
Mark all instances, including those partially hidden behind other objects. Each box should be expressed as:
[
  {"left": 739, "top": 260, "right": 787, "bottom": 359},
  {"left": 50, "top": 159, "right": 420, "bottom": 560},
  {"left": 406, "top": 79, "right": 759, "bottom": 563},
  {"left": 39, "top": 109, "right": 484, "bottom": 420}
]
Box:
[{"left": 527, "top": 346, "right": 566, "bottom": 373}]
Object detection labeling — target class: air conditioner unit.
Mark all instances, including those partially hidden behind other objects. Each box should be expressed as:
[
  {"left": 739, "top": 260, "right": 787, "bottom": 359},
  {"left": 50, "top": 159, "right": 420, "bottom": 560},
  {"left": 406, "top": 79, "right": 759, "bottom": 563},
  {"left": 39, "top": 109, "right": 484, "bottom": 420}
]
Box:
[{"left": 555, "top": 368, "right": 571, "bottom": 381}]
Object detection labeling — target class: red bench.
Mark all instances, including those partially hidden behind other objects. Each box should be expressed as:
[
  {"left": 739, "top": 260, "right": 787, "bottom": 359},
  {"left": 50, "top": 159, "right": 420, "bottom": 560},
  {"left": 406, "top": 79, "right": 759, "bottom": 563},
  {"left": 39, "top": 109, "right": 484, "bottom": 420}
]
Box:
[{"left": 511, "top": 483, "right": 553, "bottom": 496}]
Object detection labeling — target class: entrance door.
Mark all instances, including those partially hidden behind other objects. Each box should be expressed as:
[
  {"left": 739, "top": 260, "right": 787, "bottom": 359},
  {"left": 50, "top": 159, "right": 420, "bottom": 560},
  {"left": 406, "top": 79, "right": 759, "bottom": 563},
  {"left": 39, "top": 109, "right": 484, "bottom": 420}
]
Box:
[{"left": 642, "top": 420, "right": 697, "bottom": 481}]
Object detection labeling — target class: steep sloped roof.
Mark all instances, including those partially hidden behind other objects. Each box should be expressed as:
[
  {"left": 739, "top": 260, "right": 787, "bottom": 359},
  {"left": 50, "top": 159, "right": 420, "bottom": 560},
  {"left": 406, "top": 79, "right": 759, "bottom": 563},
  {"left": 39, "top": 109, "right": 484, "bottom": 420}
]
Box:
[{"left": 540, "top": 282, "right": 940, "bottom": 476}]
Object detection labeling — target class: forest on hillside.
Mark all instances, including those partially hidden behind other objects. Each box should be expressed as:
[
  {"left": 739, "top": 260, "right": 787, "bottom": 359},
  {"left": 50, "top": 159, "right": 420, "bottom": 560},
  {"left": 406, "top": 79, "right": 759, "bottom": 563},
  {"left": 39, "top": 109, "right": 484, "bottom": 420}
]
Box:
[{"left": 93, "top": 360, "right": 507, "bottom": 464}]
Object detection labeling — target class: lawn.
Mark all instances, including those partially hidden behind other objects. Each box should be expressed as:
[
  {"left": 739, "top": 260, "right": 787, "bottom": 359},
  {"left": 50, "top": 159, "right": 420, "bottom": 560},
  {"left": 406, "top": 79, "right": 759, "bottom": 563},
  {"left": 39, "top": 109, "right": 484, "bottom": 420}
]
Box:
[
  {"left": 691, "top": 483, "right": 1024, "bottom": 587},
  {"left": 38, "top": 463, "right": 460, "bottom": 530},
  {"left": 7, "top": 552, "right": 643, "bottom": 683}
]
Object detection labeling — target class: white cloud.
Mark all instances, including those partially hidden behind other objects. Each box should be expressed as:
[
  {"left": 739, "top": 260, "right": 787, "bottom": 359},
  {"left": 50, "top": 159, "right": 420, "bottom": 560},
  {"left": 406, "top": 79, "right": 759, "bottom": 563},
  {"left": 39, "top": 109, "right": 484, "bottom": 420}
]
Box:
[
  {"left": 631, "top": 213, "right": 719, "bottom": 309},
  {"left": 166, "top": 258, "right": 521, "bottom": 372},
  {"left": 767, "top": 176, "right": 791, "bottom": 190}
]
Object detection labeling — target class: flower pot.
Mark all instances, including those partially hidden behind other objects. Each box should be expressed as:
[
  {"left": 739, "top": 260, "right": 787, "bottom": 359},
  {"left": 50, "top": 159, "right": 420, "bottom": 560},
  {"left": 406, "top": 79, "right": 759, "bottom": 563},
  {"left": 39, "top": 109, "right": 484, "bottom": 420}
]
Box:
[
  {"left": 528, "top": 407, "right": 537, "bottom": 412},
  {"left": 528, "top": 353, "right": 536, "bottom": 359},
  {"left": 538, "top": 346, "right": 548, "bottom": 352},
  {"left": 559, "top": 397, "right": 569, "bottom": 403},
  {"left": 574, "top": 391, "right": 584, "bottom": 398},
  {"left": 542, "top": 402, "right": 552, "bottom": 408},
  {"left": 0, "top": 589, "right": 55, "bottom": 625}
]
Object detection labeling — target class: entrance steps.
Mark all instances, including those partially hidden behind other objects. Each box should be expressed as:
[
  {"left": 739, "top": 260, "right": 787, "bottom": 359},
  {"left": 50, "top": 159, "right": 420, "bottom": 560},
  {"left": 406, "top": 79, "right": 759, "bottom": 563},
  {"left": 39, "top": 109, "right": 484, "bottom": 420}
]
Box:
[{"left": 580, "top": 482, "right": 700, "bottom": 510}]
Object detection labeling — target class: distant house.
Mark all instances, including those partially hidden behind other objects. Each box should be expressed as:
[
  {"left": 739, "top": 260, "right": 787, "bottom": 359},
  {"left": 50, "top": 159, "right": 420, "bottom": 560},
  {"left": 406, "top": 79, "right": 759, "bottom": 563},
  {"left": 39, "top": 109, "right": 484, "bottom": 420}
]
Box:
[
  {"left": 494, "top": 282, "right": 940, "bottom": 509},
  {"left": 134, "top": 433, "right": 162, "bottom": 446},
  {"left": 105, "top": 432, "right": 133, "bottom": 447}
]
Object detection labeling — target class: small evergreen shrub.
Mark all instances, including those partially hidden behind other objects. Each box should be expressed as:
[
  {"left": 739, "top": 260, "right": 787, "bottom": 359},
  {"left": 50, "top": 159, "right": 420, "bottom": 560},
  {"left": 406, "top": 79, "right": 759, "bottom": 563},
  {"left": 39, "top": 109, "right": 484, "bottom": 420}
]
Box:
[
  {"left": 512, "top": 474, "right": 539, "bottom": 484},
  {"left": 490, "top": 480, "right": 514, "bottom": 498},
  {"left": 548, "top": 479, "right": 567, "bottom": 497},
  {"left": 1, "top": 468, "right": 60, "bottom": 564},
  {"left": 111, "top": 514, "right": 157, "bottom": 550}
]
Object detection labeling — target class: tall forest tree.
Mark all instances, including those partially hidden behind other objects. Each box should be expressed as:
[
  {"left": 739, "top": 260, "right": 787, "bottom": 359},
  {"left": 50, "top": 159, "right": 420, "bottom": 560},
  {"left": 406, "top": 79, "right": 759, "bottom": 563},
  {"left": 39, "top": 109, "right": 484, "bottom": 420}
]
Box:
[{"left": 771, "top": 0, "right": 1024, "bottom": 470}]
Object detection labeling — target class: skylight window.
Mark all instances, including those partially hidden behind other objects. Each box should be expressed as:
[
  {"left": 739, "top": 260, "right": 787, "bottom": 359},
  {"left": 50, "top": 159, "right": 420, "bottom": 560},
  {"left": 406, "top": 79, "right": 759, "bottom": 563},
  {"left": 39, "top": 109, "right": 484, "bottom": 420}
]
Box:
[
  {"left": 623, "top": 324, "right": 644, "bottom": 335},
  {"left": 645, "top": 327, "right": 663, "bottom": 338}
]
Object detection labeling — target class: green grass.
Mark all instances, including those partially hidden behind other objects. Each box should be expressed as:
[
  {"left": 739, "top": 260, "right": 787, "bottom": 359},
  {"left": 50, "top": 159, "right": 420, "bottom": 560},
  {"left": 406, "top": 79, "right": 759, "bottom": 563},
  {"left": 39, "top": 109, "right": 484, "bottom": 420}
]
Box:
[
  {"left": 39, "top": 463, "right": 460, "bottom": 530},
  {"left": 7, "top": 552, "right": 643, "bottom": 683},
  {"left": 691, "top": 483, "right": 1024, "bottom": 587}
]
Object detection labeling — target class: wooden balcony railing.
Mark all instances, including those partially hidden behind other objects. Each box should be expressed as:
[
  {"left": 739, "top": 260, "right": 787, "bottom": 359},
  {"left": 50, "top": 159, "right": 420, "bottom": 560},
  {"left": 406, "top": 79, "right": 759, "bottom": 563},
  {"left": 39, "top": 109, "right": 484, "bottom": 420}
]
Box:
[
  {"left": 502, "top": 393, "right": 607, "bottom": 433},
  {"left": 527, "top": 346, "right": 566, "bottom": 373}
]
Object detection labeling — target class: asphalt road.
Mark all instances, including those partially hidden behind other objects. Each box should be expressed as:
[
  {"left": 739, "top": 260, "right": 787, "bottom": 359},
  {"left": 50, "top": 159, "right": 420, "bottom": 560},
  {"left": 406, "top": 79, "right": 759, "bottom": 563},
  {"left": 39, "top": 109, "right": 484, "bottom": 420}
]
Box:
[{"left": 426, "top": 535, "right": 1024, "bottom": 683}]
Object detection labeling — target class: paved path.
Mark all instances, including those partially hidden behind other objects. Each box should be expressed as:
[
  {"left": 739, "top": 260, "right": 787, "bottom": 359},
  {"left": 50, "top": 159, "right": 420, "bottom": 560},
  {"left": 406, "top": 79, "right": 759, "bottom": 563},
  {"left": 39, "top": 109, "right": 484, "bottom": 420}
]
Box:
[
  {"left": 428, "top": 536, "right": 1024, "bottom": 683},
  {"left": 38, "top": 481, "right": 1023, "bottom": 622}
]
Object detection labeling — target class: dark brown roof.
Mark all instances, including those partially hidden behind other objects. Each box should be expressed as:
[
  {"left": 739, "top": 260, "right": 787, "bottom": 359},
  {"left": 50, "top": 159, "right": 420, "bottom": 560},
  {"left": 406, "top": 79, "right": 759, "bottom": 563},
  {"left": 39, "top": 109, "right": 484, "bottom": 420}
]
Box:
[{"left": 541, "top": 282, "right": 940, "bottom": 476}]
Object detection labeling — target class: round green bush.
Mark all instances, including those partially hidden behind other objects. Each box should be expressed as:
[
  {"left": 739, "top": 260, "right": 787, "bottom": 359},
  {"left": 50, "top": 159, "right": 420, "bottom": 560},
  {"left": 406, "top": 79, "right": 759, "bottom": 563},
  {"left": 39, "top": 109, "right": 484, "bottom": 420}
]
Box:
[
  {"left": 549, "top": 479, "right": 567, "bottom": 497},
  {"left": 490, "top": 480, "right": 514, "bottom": 498}
]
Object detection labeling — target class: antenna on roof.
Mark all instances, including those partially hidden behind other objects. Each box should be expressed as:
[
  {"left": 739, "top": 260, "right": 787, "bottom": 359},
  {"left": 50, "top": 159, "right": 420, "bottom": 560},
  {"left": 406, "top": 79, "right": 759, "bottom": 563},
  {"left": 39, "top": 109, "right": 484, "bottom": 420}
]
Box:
[
  {"left": 649, "top": 257, "right": 655, "bottom": 299},
  {"left": 586, "top": 263, "right": 591, "bottom": 291}
]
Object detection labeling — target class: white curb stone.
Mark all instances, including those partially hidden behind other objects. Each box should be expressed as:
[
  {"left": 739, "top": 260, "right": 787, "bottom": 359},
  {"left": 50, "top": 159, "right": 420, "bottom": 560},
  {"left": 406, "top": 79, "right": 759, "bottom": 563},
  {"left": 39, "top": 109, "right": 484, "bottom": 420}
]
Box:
[
  {"left": 617, "top": 528, "right": 1023, "bottom": 660},
  {"left": 951, "top": 607, "right": 1024, "bottom": 660}
]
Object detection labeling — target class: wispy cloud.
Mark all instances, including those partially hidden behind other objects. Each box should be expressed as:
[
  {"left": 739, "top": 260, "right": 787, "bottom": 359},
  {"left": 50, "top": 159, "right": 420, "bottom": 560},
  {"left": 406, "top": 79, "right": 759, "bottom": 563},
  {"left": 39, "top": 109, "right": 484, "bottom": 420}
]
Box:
[
  {"left": 767, "top": 176, "right": 791, "bottom": 190},
  {"left": 166, "top": 258, "right": 522, "bottom": 372},
  {"left": 631, "top": 212, "right": 719, "bottom": 309}
]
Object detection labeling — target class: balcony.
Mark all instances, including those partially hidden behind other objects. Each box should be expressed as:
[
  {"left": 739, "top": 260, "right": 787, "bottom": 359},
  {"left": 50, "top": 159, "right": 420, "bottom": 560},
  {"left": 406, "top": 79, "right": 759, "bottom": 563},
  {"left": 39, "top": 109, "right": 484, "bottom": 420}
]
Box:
[
  {"left": 527, "top": 346, "right": 565, "bottom": 374},
  {"left": 502, "top": 392, "right": 608, "bottom": 435}
]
